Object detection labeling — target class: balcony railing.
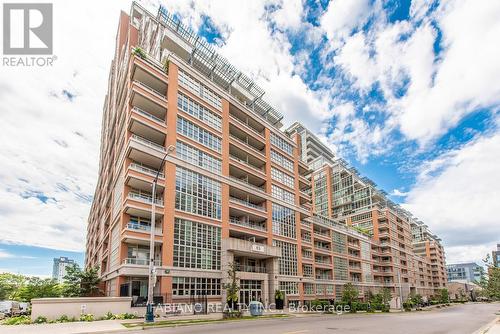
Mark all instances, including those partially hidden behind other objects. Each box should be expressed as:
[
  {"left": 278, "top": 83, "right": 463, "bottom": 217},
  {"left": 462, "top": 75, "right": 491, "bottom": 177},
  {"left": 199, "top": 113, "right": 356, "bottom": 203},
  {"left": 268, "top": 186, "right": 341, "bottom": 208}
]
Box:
[
  {"left": 128, "top": 191, "right": 164, "bottom": 206},
  {"left": 123, "top": 258, "right": 161, "bottom": 266},
  {"left": 133, "top": 80, "right": 166, "bottom": 99},
  {"left": 229, "top": 115, "right": 265, "bottom": 139},
  {"left": 229, "top": 217, "right": 266, "bottom": 231},
  {"left": 229, "top": 175, "right": 265, "bottom": 192},
  {"left": 129, "top": 162, "right": 164, "bottom": 178},
  {"left": 131, "top": 134, "right": 166, "bottom": 152},
  {"left": 132, "top": 106, "right": 165, "bottom": 124},
  {"left": 126, "top": 222, "right": 163, "bottom": 234},
  {"left": 229, "top": 134, "right": 265, "bottom": 157},
  {"left": 235, "top": 264, "right": 267, "bottom": 273},
  {"left": 229, "top": 197, "right": 266, "bottom": 212},
  {"left": 229, "top": 155, "right": 265, "bottom": 174}
]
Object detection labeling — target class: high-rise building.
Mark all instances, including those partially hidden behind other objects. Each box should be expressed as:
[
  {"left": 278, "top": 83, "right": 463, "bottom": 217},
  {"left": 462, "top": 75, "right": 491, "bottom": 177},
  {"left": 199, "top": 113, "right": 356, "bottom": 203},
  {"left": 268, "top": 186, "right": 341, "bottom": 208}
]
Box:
[
  {"left": 85, "top": 3, "right": 447, "bottom": 307},
  {"left": 493, "top": 244, "right": 500, "bottom": 268},
  {"left": 446, "top": 263, "right": 484, "bottom": 283},
  {"left": 52, "top": 257, "right": 75, "bottom": 283}
]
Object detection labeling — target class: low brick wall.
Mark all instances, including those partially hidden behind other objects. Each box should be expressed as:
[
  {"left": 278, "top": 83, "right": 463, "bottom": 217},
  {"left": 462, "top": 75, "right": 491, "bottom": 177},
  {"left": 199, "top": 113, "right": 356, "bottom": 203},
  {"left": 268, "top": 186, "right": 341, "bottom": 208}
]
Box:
[{"left": 30, "top": 297, "right": 134, "bottom": 321}]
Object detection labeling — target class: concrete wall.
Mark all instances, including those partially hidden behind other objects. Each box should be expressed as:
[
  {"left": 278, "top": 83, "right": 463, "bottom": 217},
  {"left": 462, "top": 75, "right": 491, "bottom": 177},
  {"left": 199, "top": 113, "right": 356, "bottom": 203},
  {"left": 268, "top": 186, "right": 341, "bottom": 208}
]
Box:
[{"left": 30, "top": 297, "right": 134, "bottom": 321}]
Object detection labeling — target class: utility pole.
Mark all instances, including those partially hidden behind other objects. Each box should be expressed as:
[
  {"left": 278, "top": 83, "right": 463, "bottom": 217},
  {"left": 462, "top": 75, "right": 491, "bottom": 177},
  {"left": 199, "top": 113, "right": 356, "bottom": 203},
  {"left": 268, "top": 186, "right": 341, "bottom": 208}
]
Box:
[{"left": 145, "top": 145, "right": 175, "bottom": 323}]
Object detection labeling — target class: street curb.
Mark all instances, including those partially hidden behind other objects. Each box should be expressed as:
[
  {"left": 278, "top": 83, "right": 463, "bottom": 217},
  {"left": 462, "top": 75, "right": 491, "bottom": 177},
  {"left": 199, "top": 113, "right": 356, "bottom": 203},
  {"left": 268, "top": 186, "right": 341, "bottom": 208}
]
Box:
[{"left": 472, "top": 317, "right": 499, "bottom": 334}]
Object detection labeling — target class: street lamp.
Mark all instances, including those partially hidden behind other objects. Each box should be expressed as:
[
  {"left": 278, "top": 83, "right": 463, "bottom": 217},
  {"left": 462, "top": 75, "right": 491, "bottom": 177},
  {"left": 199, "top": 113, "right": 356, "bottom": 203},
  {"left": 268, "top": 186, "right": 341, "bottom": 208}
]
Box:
[{"left": 145, "top": 144, "right": 175, "bottom": 323}]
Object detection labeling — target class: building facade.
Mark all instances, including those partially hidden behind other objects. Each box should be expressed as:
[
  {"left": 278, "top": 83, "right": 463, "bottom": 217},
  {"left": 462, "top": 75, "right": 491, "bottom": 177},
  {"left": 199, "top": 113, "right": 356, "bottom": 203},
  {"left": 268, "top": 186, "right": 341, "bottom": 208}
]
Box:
[
  {"left": 446, "top": 263, "right": 484, "bottom": 283},
  {"left": 52, "top": 257, "right": 75, "bottom": 283},
  {"left": 85, "top": 3, "right": 446, "bottom": 308},
  {"left": 493, "top": 244, "right": 500, "bottom": 268}
]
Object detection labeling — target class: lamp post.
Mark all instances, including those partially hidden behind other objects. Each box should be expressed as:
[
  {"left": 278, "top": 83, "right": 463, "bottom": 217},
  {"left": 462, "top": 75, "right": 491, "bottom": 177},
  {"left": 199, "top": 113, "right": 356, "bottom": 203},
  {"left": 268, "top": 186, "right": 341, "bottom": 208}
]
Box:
[{"left": 145, "top": 145, "right": 175, "bottom": 323}]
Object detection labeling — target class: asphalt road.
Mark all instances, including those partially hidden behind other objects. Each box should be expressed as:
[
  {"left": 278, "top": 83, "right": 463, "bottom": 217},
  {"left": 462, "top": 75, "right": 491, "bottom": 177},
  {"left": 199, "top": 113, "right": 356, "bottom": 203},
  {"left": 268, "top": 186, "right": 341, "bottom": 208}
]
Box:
[{"left": 123, "top": 303, "right": 500, "bottom": 334}]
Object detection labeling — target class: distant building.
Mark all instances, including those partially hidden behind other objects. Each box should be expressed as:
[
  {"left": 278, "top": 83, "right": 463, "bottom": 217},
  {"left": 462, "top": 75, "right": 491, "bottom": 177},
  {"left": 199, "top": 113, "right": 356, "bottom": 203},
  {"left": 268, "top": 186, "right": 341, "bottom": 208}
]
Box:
[
  {"left": 492, "top": 244, "right": 500, "bottom": 268},
  {"left": 52, "top": 257, "right": 75, "bottom": 283},
  {"left": 446, "top": 262, "right": 484, "bottom": 283}
]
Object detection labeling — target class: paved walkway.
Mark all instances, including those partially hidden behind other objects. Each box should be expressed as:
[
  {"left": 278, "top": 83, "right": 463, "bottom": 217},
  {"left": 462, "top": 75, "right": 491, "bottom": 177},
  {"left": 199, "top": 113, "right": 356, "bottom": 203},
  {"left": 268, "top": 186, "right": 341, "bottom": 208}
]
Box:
[{"left": 0, "top": 319, "right": 126, "bottom": 334}]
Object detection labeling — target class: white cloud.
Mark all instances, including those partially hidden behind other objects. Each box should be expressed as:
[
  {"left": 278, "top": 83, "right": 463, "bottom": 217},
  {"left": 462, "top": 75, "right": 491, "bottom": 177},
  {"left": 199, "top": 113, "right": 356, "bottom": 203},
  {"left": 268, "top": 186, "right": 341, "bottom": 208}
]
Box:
[
  {"left": 390, "top": 189, "right": 409, "bottom": 197},
  {"left": 320, "top": 0, "right": 372, "bottom": 48},
  {"left": 0, "top": 250, "right": 14, "bottom": 259},
  {"left": 403, "top": 129, "right": 500, "bottom": 263}
]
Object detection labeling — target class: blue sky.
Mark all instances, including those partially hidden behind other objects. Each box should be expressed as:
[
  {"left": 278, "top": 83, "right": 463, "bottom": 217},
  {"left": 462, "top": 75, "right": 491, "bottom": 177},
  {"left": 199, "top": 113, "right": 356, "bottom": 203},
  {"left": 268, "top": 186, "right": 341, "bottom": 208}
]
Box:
[{"left": 1, "top": 0, "right": 500, "bottom": 276}]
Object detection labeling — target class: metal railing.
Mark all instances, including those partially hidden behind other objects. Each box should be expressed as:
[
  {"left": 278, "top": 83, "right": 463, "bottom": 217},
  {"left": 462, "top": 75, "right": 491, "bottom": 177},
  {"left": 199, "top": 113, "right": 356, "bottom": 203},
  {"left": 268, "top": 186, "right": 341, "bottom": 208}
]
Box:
[
  {"left": 132, "top": 106, "right": 165, "bottom": 124},
  {"left": 229, "top": 197, "right": 266, "bottom": 212},
  {"left": 131, "top": 134, "right": 166, "bottom": 152},
  {"left": 229, "top": 155, "right": 265, "bottom": 174},
  {"left": 123, "top": 258, "right": 161, "bottom": 266},
  {"left": 228, "top": 175, "right": 265, "bottom": 192},
  {"left": 229, "top": 115, "right": 265, "bottom": 139},
  {"left": 229, "top": 217, "right": 266, "bottom": 231},
  {"left": 229, "top": 134, "right": 265, "bottom": 157},
  {"left": 129, "top": 162, "right": 164, "bottom": 178},
  {"left": 128, "top": 191, "right": 164, "bottom": 206},
  {"left": 235, "top": 264, "right": 267, "bottom": 273},
  {"left": 126, "top": 222, "right": 163, "bottom": 234},
  {"left": 133, "top": 80, "right": 167, "bottom": 99}
]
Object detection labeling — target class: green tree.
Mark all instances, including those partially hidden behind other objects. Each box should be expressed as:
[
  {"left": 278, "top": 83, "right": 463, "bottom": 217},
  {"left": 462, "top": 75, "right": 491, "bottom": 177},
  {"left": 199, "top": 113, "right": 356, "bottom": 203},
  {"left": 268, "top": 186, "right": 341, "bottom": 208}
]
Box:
[
  {"left": 223, "top": 262, "right": 239, "bottom": 309},
  {"left": 410, "top": 293, "right": 423, "bottom": 307},
  {"left": 62, "top": 264, "right": 101, "bottom": 297},
  {"left": 0, "top": 273, "right": 27, "bottom": 300},
  {"left": 17, "top": 277, "right": 61, "bottom": 301},
  {"left": 478, "top": 254, "right": 500, "bottom": 300},
  {"left": 381, "top": 287, "right": 392, "bottom": 305},
  {"left": 341, "top": 283, "right": 359, "bottom": 306},
  {"left": 438, "top": 288, "right": 449, "bottom": 304}
]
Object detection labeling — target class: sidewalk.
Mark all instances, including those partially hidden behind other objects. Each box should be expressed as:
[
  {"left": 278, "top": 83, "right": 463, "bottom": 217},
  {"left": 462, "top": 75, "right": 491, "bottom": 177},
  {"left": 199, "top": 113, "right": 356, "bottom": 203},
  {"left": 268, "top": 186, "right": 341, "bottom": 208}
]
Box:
[{"left": 0, "top": 320, "right": 126, "bottom": 334}]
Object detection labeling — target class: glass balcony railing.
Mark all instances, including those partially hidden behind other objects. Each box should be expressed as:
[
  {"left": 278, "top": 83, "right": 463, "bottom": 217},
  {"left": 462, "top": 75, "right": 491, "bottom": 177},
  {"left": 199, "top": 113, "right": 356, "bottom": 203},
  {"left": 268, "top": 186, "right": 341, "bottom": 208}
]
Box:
[
  {"left": 126, "top": 222, "right": 162, "bottom": 234},
  {"left": 128, "top": 191, "right": 164, "bottom": 206},
  {"left": 129, "top": 162, "right": 164, "bottom": 178},
  {"left": 133, "top": 80, "right": 166, "bottom": 99},
  {"left": 131, "top": 134, "right": 166, "bottom": 152},
  {"left": 229, "top": 196, "right": 266, "bottom": 212},
  {"left": 229, "top": 217, "right": 266, "bottom": 231},
  {"left": 235, "top": 264, "right": 267, "bottom": 273},
  {"left": 122, "top": 258, "right": 161, "bottom": 266},
  {"left": 132, "top": 106, "right": 165, "bottom": 124}
]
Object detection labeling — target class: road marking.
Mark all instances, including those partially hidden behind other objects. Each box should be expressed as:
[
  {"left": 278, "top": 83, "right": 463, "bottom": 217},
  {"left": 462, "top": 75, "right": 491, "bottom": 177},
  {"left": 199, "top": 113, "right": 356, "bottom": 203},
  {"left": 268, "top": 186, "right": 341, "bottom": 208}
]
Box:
[{"left": 281, "top": 331, "right": 310, "bottom": 334}]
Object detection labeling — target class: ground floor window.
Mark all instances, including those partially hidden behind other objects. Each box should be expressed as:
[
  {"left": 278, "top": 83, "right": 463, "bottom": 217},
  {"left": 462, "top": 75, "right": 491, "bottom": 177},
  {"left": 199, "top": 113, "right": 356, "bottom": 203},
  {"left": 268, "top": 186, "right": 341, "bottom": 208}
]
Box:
[{"left": 172, "top": 277, "right": 221, "bottom": 296}]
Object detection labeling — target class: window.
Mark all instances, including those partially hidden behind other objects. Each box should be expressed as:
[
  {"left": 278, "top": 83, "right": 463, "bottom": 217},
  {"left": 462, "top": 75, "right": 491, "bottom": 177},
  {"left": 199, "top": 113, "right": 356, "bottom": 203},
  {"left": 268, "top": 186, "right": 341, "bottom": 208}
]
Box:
[
  {"left": 270, "top": 150, "right": 294, "bottom": 172},
  {"left": 178, "top": 70, "right": 222, "bottom": 110},
  {"left": 173, "top": 218, "right": 221, "bottom": 270},
  {"left": 273, "top": 239, "right": 298, "bottom": 275},
  {"left": 332, "top": 231, "right": 347, "bottom": 254},
  {"left": 172, "top": 277, "right": 221, "bottom": 296},
  {"left": 279, "top": 281, "right": 298, "bottom": 295},
  {"left": 177, "top": 92, "right": 222, "bottom": 131},
  {"left": 304, "top": 283, "right": 314, "bottom": 295},
  {"left": 333, "top": 257, "right": 348, "bottom": 280},
  {"left": 271, "top": 167, "right": 294, "bottom": 188},
  {"left": 176, "top": 140, "right": 221, "bottom": 174},
  {"left": 270, "top": 132, "right": 293, "bottom": 155},
  {"left": 272, "top": 203, "right": 296, "bottom": 238},
  {"left": 303, "top": 264, "right": 313, "bottom": 277},
  {"left": 177, "top": 116, "right": 222, "bottom": 153},
  {"left": 175, "top": 167, "right": 222, "bottom": 219},
  {"left": 271, "top": 185, "right": 295, "bottom": 204},
  {"left": 313, "top": 171, "right": 329, "bottom": 216}
]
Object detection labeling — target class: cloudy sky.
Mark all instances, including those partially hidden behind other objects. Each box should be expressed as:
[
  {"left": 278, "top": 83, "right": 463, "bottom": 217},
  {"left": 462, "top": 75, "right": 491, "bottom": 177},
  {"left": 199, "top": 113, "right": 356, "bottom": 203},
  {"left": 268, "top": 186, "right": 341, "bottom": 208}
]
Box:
[{"left": 0, "top": 0, "right": 499, "bottom": 276}]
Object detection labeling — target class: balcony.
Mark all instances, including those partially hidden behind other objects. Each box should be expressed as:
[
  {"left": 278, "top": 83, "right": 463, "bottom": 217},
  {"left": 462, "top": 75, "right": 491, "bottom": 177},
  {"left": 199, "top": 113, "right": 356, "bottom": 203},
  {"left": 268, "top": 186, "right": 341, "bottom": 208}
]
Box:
[
  {"left": 131, "top": 53, "right": 168, "bottom": 84},
  {"left": 229, "top": 134, "right": 266, "bottom": 162},
  {"left": 130, "top": 82, "right": 167, "bottom": 119},
  {"left": 223, "top": 238, "right": 281, "bottom": 258},
  {"left": 128, "top": 190, "right": 164, "bottom": 206},
  {"left": 229, "top": 155, "right": 266, "bottom": 180},
  {"left": 127, "top": 134, "right": 166, "bottom": 169},
  {"left": 122, "top": 258, "right": 161, "bottom": 266},
  {"left": 129, "top": 162, "right": 164, "bottom": 179},
  {"left": 229, "top": 216, "right": 266, "bottom": 232},
  {"left": 235, "top": 264, "right": 267, "bottom": 273},
  {"left": 228, "top": 165, "right": 266, "bottom": 193},
  {"left": 130, "top": 106, "right": 166, "bottom": 131},
  {"left": 229, "top": 115, "right": 265, "bottom": 142},
  {"left": 229, "top": 104, "right": 266, "bottom": 137},
  {"left": 126, "top": 221, "right": 163, "bottom": 235},
  {"left": 229, "top": 196, "right": 266, "bottom": 212}
]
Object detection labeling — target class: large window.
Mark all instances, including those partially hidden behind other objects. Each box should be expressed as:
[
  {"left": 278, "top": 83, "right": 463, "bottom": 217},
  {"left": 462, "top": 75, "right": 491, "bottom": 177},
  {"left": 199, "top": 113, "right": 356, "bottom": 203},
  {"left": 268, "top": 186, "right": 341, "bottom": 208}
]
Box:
[
  {"left": 270, "top": 149, "right": 294, "bottom": 172},
  {"left": 272, "top": 203, "right": 296, "bottom": 238},
  {"left": 272, "top": 185, "right": 295, "bottom": 204},
  {"left": 178, "top": 70, "right": 222, "bottom": 110},
  {"left": 176, "top": 140, "right": 222, "bottom": 174},
  {"left": 279, "top": 281, "right": 298, "bottom": 295},
  {"left": 177, "top": 116, "right": 222, "bottom": 153},
  {"left": 270, "top": 132, "right": 293, "bottom": 155},
  {"left": 333, "top": 257, "right": 348, "bottom": 280},
  {"left": 172, "top": 277, "right": 221, "bottom": 296},
  {"left": 177, "top": 92, "right": 222, "bottom": 131},
  {"left": 273, "top": 239, "right": 298, "bottom": 276},
  {"left": 175, "top": 167, "right": 222, "bottom": 219},
  {"left": 271, "top": 167, "right": 295, "bottom": 188},
  {"left": 313, "top": 171, "right": 329, "bottom": 216},
  {"left": 173, "top": 218, "right": 221, "bottom": 270}
]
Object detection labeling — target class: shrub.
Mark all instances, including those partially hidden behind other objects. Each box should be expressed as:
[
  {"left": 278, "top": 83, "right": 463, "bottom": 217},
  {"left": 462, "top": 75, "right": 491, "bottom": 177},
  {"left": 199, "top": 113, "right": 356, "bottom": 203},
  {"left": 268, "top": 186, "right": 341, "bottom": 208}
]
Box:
[
  {"left": 104, "top": 312, "right": 116, "bottom": 320},
  {"left": 2, "top": 315, "right": 32, "bottom": 325},
  {"left": 33, "top": 316, "right": 48, "bottom": 324},
  {"left": 132, "top": 47, "right": 147, "bottom": 60},
  {"left": 79, "top": 313, "right": 94, "bottom": 322},
  {"left": 56, "top": 314, "right": 71, "bottom": 323}
]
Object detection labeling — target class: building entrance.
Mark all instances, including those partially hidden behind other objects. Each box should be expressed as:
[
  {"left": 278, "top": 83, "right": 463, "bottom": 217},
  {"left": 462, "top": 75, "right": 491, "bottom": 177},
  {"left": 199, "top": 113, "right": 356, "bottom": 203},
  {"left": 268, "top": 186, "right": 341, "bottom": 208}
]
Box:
[{"left": 239, "top": 280, "right": 262, "bottom": 305}]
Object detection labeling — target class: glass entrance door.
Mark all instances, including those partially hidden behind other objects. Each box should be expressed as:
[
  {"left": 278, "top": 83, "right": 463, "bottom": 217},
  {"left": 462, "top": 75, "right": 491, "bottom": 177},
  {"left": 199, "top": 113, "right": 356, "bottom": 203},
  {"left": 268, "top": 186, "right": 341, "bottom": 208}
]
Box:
[{"left": 239, "top": 280, "right": 262, "bottom": 305}]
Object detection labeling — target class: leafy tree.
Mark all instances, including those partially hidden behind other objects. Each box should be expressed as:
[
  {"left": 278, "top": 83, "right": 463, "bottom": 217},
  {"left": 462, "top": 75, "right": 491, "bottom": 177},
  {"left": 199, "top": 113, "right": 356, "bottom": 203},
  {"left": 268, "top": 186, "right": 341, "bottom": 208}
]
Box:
[
  {"left": 62, "top": 264, "right": 101, "bottom": 297},
  {"left": 17, "top": 277, "right": 61, "bottom": 301},
  {"left": 341, "top": 283, "right": 359, "bottom": 306},
  {"left": 223, "top": 262, "right": 239, "bottom": 309},
  {"left": 438, "top": 288, "right": 449, "bottom": 304},
  {"left": 478, "top": 254, "right": 500, "bottom": 300},
  {"left": 0, "top": 273, "right": 27, "bottom": 300},
  {"left": 381, "top": 287, "right": 392, "bottom": 305},
  {"left": 410, "top": 293, "right": 423, "bottom": 307}
]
